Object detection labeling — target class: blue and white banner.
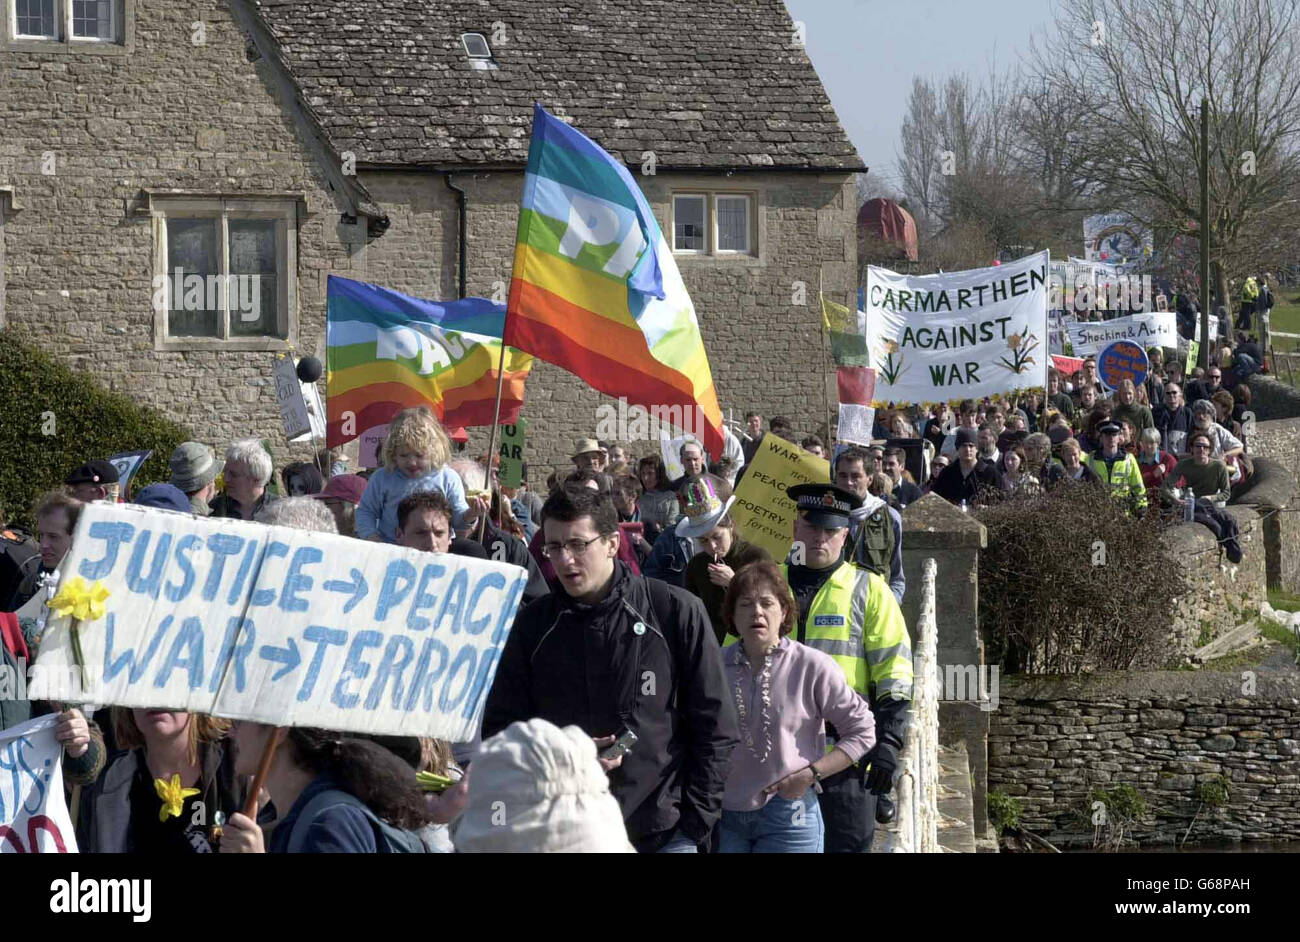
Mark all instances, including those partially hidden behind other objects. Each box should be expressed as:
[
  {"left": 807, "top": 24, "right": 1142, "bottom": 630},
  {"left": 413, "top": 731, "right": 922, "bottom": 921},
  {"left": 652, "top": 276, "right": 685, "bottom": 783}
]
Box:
[
  {"left": 0, "top": 715, "right": 77, "bottom": 853},
  {"left": 29, "top": 503, "right": 528, "bottom": 742}
]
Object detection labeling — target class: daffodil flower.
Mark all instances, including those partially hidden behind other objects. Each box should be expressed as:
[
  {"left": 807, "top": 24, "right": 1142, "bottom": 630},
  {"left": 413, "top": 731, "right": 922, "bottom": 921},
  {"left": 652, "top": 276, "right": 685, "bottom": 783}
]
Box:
[
  {"left": 46, "top": 577, "right": 111, "bottom": 622},
  {"left": 155, "top": 774, "right": 200, "bottom": 822}
]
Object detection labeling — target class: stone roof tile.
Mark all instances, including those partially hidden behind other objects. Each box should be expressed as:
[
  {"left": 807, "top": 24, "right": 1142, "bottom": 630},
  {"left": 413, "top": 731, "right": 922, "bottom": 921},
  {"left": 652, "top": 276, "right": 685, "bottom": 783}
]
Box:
[{"left": 252, "top": 0, "right": 864, "bottom": 170}]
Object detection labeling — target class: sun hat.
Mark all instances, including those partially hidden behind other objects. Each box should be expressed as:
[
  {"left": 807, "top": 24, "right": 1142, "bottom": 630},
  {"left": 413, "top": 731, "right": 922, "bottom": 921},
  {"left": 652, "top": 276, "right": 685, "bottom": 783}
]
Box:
[
  {"left": 450, "top": 719, "right": 634, "bottom": 853},
  {"left": 168, "top": 442, "right": 222, "bottom": 493}
]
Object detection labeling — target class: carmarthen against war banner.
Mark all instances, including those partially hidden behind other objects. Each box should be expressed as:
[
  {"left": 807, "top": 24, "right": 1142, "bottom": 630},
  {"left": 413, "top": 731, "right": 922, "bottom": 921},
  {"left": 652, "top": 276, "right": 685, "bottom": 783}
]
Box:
[{"left": 863, "top": 251, "right": 1050, "bottom": 407}]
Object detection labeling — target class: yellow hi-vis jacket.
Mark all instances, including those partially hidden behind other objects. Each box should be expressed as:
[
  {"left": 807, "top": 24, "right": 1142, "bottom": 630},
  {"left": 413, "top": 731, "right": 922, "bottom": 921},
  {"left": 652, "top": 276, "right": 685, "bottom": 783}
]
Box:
[
  {"left": 1081, "top": 450, "right": 1148, "bottom": 513},
  {"left": 725, "top": 561, "right": 913, "bottom": 707}
]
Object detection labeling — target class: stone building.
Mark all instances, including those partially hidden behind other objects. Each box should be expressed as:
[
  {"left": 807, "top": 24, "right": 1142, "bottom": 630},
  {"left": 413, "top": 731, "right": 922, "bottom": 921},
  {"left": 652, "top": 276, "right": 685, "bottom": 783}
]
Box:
[{"left": 0, "top": 0, "right": 863, "bottom": 474}]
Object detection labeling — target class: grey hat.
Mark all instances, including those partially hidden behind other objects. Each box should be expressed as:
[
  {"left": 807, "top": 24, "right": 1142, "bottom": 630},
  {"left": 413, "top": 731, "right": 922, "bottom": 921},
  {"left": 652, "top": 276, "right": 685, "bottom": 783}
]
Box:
[{"left": 169, "top": 441, "right": 222, "bottom": 493}]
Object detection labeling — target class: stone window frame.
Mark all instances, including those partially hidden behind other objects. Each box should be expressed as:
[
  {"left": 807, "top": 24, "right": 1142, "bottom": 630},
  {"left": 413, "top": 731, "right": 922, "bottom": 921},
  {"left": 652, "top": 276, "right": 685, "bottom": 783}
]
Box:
[
  {"left": 668, "top": 185, "right": 764, "bottom": 265},
  {"left": 150, "top": 195, "right": 300, "bottom": 353},
  {"left": 1, "top": 0, "right": 134, "bottom": 55}
]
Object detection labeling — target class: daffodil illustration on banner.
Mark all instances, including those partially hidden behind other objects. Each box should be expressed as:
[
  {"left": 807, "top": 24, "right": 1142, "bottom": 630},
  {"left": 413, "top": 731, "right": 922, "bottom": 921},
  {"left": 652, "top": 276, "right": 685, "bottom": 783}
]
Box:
[{"left": 863, "top": 251, "right": 1050, "bottom": 407}]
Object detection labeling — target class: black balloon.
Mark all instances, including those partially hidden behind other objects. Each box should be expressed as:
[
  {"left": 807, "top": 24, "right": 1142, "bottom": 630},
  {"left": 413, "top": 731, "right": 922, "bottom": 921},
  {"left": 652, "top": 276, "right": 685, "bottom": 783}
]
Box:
[{"left": 296, "top": 356, "right": 323, "bottom": 383}]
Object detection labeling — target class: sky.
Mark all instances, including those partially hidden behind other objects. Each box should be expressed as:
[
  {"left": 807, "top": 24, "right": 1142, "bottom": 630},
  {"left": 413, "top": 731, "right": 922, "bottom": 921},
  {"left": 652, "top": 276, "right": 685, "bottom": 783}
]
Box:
[{"left": 783, "top": 0, "right": 1055, "bottom": 188}]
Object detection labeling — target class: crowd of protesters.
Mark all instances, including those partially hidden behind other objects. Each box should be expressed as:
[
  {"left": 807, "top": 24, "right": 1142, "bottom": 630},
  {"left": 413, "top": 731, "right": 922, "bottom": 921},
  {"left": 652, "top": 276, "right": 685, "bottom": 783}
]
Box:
[
  {"left": 1, "top": 401, "right": 926, "bottom": 855},
  {"left": 868, "top": 335, "right": 1259, "bottom": 564},
  {"left": 0, "top": 311, "right": 1265, "bottom": 855}
]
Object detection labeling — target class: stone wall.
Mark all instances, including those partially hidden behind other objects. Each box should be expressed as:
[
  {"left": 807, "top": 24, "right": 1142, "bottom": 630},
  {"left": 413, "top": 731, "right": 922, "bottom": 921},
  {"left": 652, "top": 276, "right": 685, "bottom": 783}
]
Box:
[
  {"left": 1, "top": 3, "right": 857, "bottom": 480},
  {"left": 1246, "top": 373, "right": 1300, "bottom": 421},
  {"left": 1234, "top": 457, "right": 1300, "bottom": 593},
  {"left": 989, "top": 673, "right": 1300, "bottom": 847},
  {"left": 1250, "top": 417, "right": 1300, "bottom": 483},
  {"left": 1162, "top": 506, "right": 1267, "bottom": 660},
  {"left": 0, "top": 0, "right": 352, "bottom": 470}
]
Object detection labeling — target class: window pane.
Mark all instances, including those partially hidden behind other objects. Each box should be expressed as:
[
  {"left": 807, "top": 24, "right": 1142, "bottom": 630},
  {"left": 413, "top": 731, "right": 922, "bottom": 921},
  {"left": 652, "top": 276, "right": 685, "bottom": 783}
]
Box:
[
  {"left": 166, "top": 218, "right": 220, "bottom": 337},
  {"left": 228, "top": 219, "right": 281, "bottom": 337},
  {"left": 673, "top": 196, "right": 706, "bottom": 251},
  {"left": 71, "top": 0, "right": 114, "bottom": 40},
  {"left": 15, "top": 0, "right": 57, "bottom": 38},
  {"left": 717, "top": 197, "right": 750, "bottom": 252}
]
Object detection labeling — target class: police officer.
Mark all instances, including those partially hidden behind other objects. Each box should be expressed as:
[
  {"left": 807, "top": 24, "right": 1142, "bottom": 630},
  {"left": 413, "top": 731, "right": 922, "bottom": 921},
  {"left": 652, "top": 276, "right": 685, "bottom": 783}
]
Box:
[{"left": 783, "top": 483, "right": 913, "bottom": 852}]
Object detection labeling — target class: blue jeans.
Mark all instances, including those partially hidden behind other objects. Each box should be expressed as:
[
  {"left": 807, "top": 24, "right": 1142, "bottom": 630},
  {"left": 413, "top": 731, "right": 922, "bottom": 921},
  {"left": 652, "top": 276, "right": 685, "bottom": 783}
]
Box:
[
  {"left": 718, "top": 790, "right": 824, "bottom": 853},
  {"left": 655, "top": 829, "right": 700, "bottom": 853}
]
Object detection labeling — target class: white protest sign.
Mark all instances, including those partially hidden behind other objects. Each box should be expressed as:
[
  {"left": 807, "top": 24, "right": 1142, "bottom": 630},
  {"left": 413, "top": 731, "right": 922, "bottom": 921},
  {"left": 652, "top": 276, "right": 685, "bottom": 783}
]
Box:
[
  {"left": 0, "top": 715, "right": 77, "bottom": 853},
  {"left": 1066, "top": 312, "right": 1177, "bottom": 356},
  {"left": 274, "top": 355, "right": 312, "bottom": 441},
  {"left": 290, "top": 381, "right": 327, "bottom": 445},
  {"left": 864, "top": 251, "right": 1049, "bottom": 407},
  {"left": 661, "top": 433, "right": 700, "bottom": 482},
  {"left": 29, "top": 504, "right": 528, "bottom": 742},
  {"left": 836, "top": 403, "right": 875, "bottom": 446},
  {"left": 1049, "top": 312, "right": 1075, "bottom": 355}
]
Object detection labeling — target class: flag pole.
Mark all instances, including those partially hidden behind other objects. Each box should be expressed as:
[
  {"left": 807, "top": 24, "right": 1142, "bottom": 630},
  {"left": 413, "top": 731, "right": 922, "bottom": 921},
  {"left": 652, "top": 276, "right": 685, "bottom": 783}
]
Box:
[
  {"left": 478, "top": 338, "right": 510, "bottom": 543},
  {"left": 819, "top": 269, "right": 833, "bottom": 451}
]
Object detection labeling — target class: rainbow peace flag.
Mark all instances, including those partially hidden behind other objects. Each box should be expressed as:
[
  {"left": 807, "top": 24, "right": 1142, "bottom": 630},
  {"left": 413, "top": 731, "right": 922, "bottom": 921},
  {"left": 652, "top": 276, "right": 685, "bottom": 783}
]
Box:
[
  {"left": 505, "top": 104, "right": 724, "bottom": 456},
  {"left": 325, "top": 275, "right": 532, "bottom": 448}
]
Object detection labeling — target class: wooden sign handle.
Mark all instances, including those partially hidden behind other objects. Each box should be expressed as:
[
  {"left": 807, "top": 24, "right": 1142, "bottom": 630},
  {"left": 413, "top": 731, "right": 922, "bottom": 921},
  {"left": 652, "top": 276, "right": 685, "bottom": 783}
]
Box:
[{"left": 242, "top": 726, "right": 285, "bottom": 819}]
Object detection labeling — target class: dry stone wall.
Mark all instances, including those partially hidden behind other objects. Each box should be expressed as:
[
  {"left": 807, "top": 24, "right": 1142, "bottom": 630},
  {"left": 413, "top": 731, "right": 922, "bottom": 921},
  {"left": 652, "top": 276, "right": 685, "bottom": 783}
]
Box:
[{"left": 990, "top": 673, "right": 1300, "bottom": 847}]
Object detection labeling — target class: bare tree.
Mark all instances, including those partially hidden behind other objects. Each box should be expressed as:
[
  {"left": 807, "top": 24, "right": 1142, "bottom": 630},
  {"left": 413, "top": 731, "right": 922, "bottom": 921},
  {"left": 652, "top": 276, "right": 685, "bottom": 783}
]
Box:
[
  {"left": 1027, "top": 0, "right": 1300, "bottom": 306},
  {"left": 897, "top": 77, "right": 943, "bottom": 235},
  {"left": 855, "top": 172, "right": 901, "bottom": 208}
]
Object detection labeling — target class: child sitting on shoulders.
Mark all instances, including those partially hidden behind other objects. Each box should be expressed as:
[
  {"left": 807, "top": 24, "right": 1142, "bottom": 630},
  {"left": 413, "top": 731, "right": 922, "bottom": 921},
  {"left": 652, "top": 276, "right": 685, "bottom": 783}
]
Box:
[{"left": 356, "top": 407, "right": 487, "bottom": 543}]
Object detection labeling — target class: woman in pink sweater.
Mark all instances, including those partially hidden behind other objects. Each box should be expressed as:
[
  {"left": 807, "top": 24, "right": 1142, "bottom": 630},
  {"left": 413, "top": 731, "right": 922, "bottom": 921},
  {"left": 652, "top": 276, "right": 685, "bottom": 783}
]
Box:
[{"left": 718, "top": 562, "right": 876, "bottom": 853}]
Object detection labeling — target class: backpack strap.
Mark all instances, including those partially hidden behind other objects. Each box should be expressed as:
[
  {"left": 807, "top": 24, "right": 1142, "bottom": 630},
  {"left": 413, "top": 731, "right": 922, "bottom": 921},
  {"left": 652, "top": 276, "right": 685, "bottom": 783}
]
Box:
[{"left": 285, "top": 788, "right": 425, "bottom": 854}]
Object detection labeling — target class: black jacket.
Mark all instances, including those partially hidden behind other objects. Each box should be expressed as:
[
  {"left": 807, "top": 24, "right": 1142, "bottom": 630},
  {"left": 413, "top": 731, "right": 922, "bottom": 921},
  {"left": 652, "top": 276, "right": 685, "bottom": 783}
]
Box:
[
  {"left": 478, "top": 521, "right": 550, "bottom": 606},
  {"left": 77, "top": 739, "right": 247, "bottom": 853},
  {"left": 892, "top": 480, "right": 924, "bottom": 507},
  {"left": 482, "top": 561, "right": 738, "bottom": 850},
  {"left": 932, "top": 459, "right": 999, "bottom": 506}
]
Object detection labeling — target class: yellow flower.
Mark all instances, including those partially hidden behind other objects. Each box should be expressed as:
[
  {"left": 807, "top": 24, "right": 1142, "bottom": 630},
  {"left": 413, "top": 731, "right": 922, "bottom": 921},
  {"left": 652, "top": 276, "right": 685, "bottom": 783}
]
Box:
[
  {"left": 214, "top": 471, "right": 225, "bottom": 493},
  {"left": 884, "top": 340, "right": 900, "bottom": 355},
  {"left": 1008, "top": 333, "right": 1022, "bottom": 350},
  {"left": 46, "top": 577, "right": 111, "bottom": 622},
  {"left": 155, "top": 774, "right": 200, "bottom": 822}
]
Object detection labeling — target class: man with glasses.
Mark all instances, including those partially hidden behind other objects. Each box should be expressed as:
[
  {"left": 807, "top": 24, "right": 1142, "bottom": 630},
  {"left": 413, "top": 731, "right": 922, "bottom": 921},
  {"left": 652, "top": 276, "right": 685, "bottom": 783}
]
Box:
[
  {"left": 1185, "top": 366, "right": 1222, "bottom": 405},
  {"left": 1161, "top": 430, "right": 1242, "bottom": 563},
  {"left": 484, "top": 485, "right": 738, "bottom": 854},
  {"left": 1154, "top": 382, "right": 1194, "bottom": 455},
  {"left": 1078, "top": 357, "right": 1106, "bottom": 398}
]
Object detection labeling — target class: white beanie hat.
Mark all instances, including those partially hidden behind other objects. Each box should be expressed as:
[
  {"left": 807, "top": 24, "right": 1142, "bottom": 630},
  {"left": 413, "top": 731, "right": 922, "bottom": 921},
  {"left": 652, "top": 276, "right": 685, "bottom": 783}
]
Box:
[{"left": 451, "top": 719, "right": 635, "bottom": 853}]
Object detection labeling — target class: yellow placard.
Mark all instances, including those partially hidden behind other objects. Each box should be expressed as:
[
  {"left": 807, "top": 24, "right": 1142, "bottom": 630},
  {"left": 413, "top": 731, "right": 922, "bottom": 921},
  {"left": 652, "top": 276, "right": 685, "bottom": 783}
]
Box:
[{"left": 730, "top": 434, "right": 831, "bottom": 560}]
